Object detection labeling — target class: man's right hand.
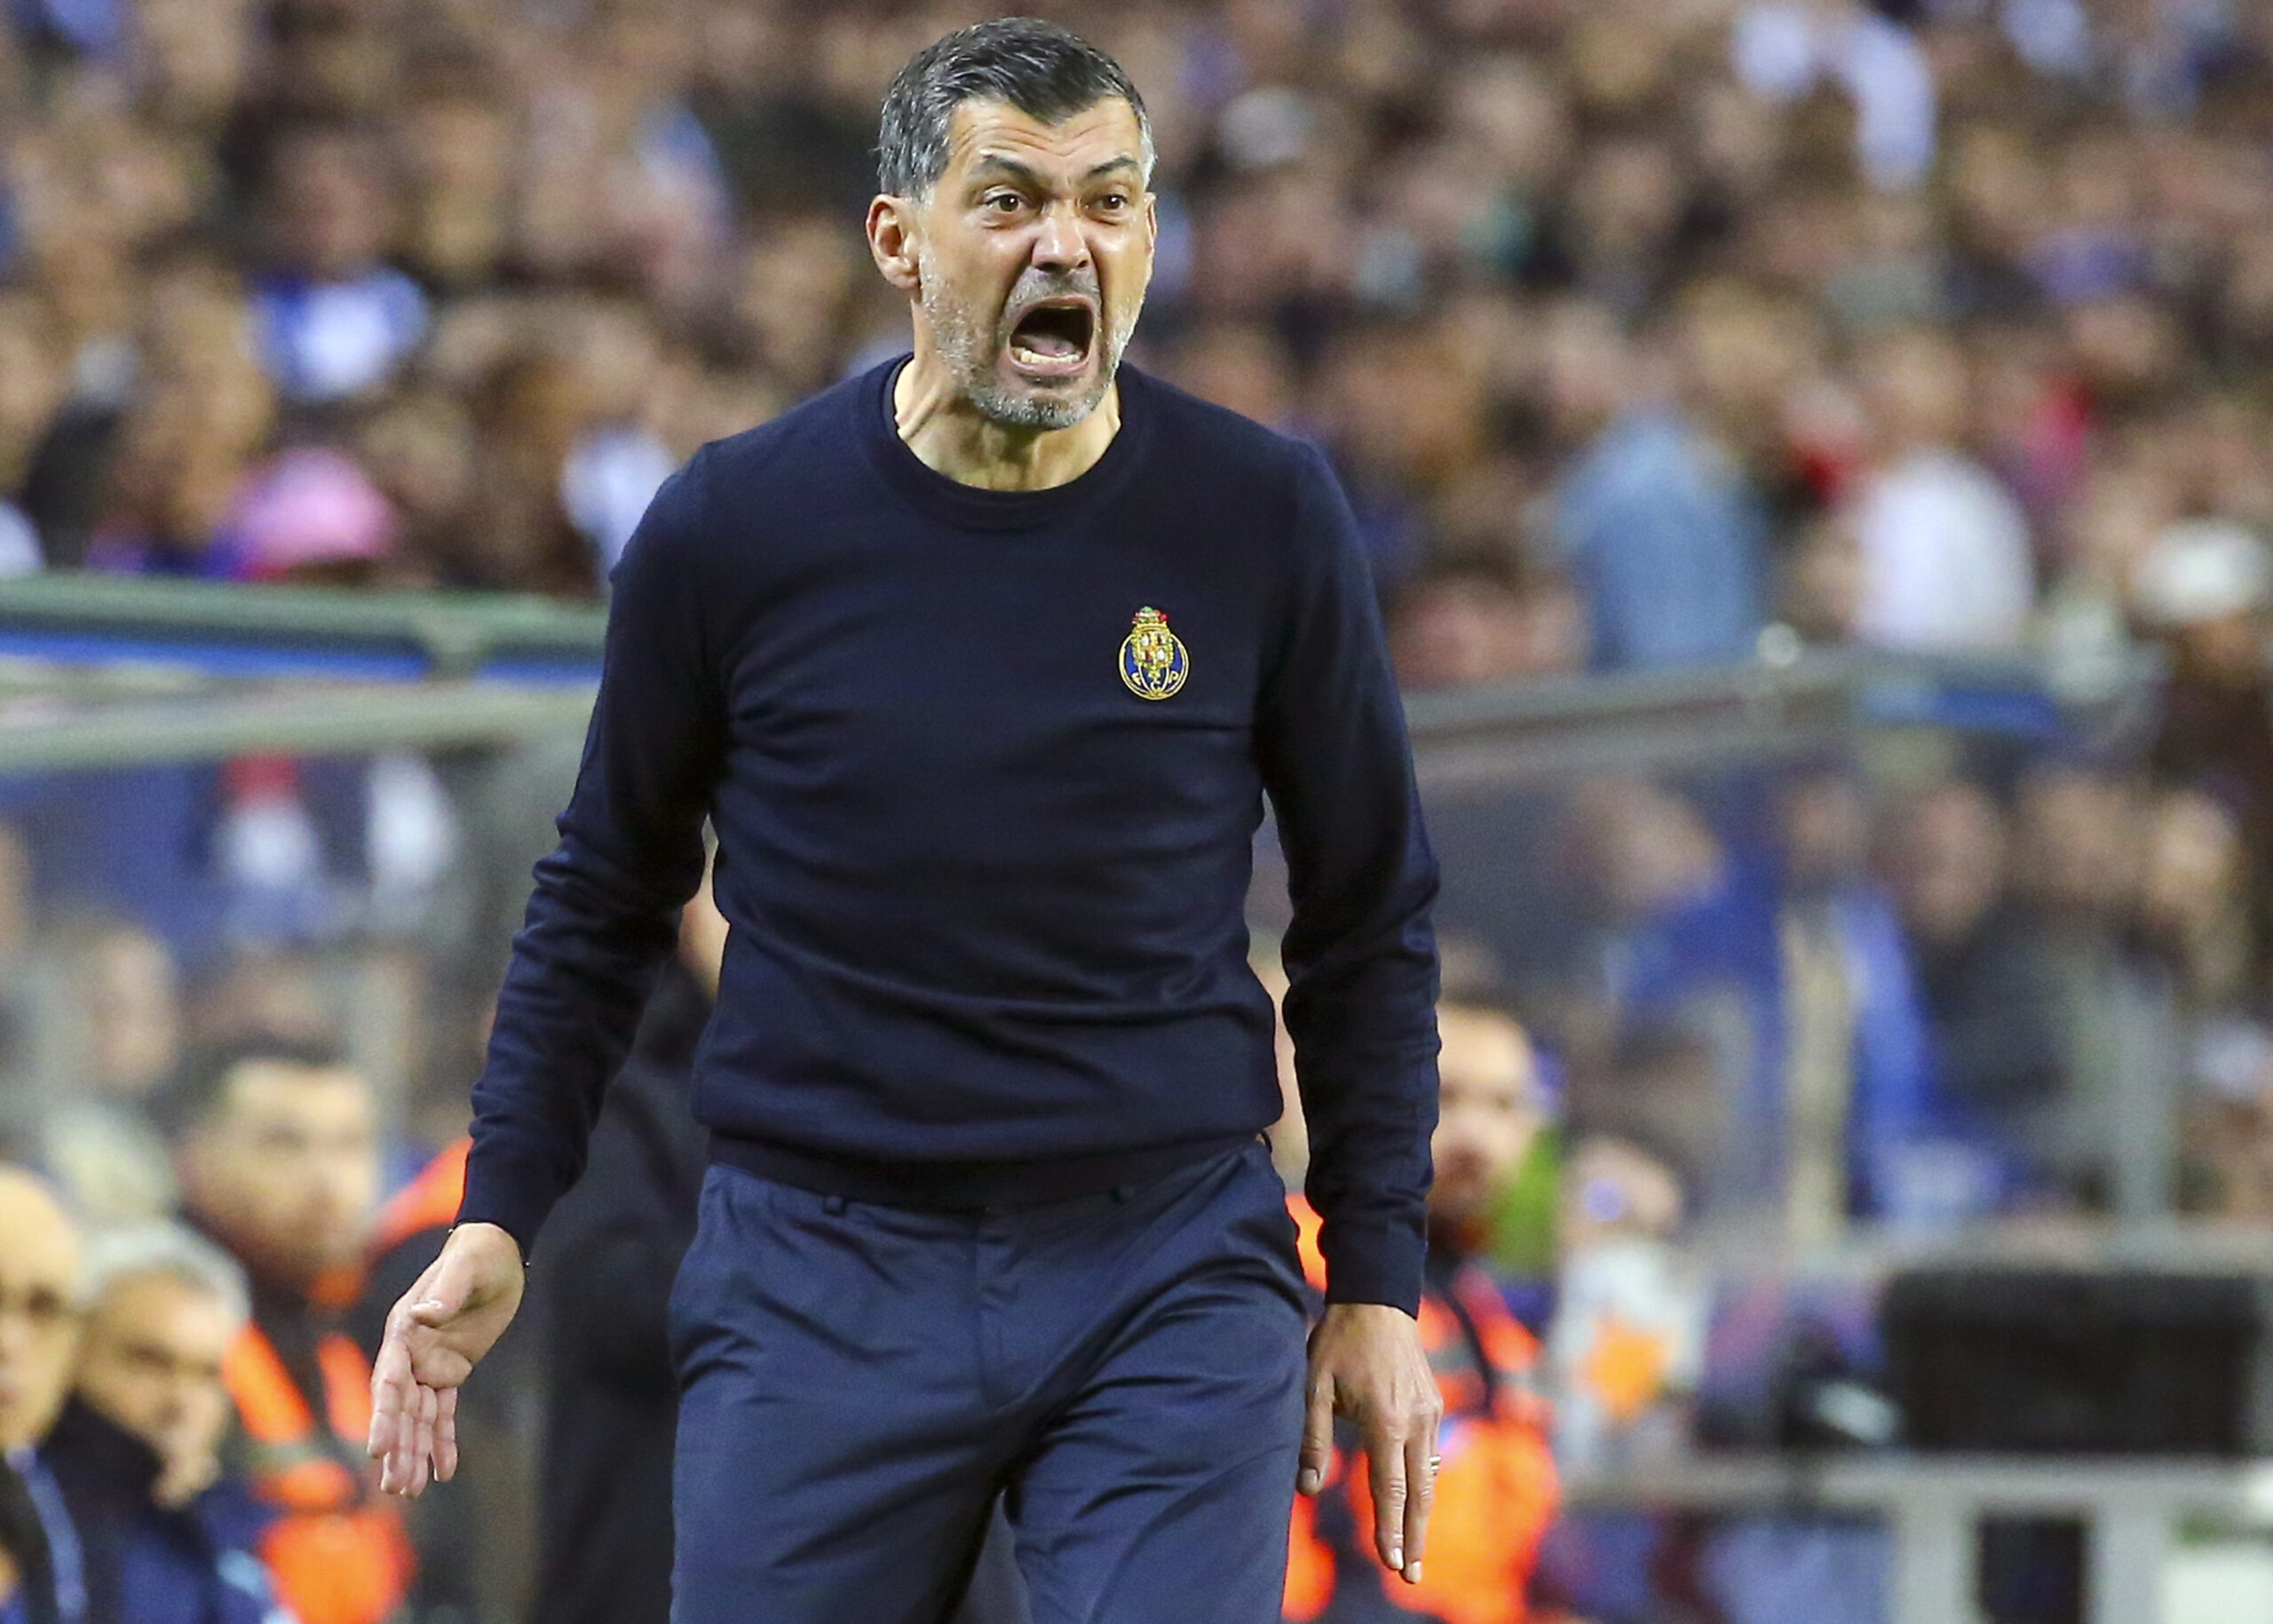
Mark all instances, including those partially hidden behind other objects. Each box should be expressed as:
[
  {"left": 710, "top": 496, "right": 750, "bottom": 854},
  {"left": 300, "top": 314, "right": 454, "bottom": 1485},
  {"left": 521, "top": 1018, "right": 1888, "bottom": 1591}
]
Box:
[{"left": 367, "top": 1221, "right": 526, "bottom": 1498}]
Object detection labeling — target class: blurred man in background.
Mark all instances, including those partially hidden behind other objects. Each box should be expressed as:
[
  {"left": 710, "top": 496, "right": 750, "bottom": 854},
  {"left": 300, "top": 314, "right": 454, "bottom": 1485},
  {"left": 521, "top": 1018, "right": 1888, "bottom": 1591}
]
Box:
[
  {"left": 1283, "top": 955, "right": 1559, "bottom": 1624},
  {"left": 159, "top": 1042, "right": 407, "bottom": 1624},
  {"left": 0, "top": 1167, "right": 82, "bottom": 1624},
  {"left": 58, "top": 1224, "right": 289, "bottom": 1624}
]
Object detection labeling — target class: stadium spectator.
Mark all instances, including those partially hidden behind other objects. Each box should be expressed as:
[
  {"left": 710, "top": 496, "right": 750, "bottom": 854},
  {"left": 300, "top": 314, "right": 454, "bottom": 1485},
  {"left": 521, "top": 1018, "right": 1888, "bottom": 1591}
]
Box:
[
  {"left": 1282, "top": 949, "right": 1559, "bottom": 1624},
  {"left": 63, "top": 1222, "right": 290, "bottom": 1624},
  {"left": 158, "top": 1041, "right": 409, "bottom": 1624},
  {"left": 0, "top": 1166, "right": 80, "bottom": 1624},
  {"left": 2009, "top": 760, "right": 2170, "bottom": 1205},
  {"left": 27, "top": 916, "right": 182, "bottom": 1229},
  {"left": 1553, "top": 281, "right": 1783, "bottom": 671},
  {"left": 1841, "top": 324, "right": 2036, "bottom": 651},
  {"left": 248, "top": 121, "right": 427, "bottom": 407},
  {"left": 1879, "top": 779, "right": 2068, "bottom": 1202}
]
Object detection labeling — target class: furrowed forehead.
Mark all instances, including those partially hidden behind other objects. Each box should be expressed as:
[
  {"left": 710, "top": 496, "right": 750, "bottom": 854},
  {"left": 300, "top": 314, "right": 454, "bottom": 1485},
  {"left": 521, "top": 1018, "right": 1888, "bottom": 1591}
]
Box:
[{"left": 942, "top": 98, "right": 1150, "bottom": 186}]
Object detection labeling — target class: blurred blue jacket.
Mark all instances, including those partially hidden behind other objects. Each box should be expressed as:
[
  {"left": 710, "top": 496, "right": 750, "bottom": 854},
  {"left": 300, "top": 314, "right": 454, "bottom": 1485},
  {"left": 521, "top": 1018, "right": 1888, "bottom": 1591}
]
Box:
[
  {"left": 39, "top": 1401, "right": 291, "bottom": 1624},
  {"left": 1556, "top": 409, "right": 1770, "bottom": 672},
  {"left": 1616, "top": 854, "right": 1975, "bottom": 1225}
]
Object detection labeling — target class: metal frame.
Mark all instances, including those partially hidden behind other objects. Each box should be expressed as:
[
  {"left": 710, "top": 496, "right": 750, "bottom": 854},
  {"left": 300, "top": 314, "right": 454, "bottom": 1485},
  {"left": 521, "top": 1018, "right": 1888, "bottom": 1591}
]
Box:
[
  {"left": 0, "top": 578, "right": 2160, "bottom": 772},
  {"left": 1567, "top": 1453, "right": 2273, "bottom": 1624}
]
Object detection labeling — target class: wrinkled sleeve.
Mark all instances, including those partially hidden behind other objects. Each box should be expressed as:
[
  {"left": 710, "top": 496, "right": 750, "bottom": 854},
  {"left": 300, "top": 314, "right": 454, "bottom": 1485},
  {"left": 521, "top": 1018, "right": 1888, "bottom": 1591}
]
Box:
[
  {"left": 458, "top": 452, "right": 725, "bottom": 1255},
  {"left": 1256, "top": 444, "right": 1440, "bottom": 1313}
]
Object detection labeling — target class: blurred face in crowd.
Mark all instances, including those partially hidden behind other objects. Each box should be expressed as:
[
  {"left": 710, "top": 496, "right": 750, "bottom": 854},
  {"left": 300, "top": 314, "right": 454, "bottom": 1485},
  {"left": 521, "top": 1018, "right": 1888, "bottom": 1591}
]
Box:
[
  {"left": 1559, "top": 1135, "right": 1683, "bottom": 1253},
  {"left": 178, "top": 1059, "right": 380, "bottom": 1290},
  {"left": 133, "top": 0, "right": 254, "bottom": 127},
  {"left": 0, "top": 295, "right": 67, "bottom": 489},
  {"left": 2016, "top": 768, "right": 2143, "bottom": 922},
  {"left": 875, "top": 96, "right": 1156, "bottom": 432},
  {"left": 734, "top": 218, "right": 865, "bottom": 391},
  {"left": 0, "top": 1170, "right": 82, "bottom": 1453},
  {"left": 2140, "top": 790, "right": 2244, "bottom": 944},
  {"left": 1778, "top": 769, "right": 1870, "bottom": 895},
  {"left": 1392, "top": 569, "right": 1536, "bottom": 691},
  {"left": 1887, "top": 781, "right": 2008, "bottom": 948},
  {"left": 83, "top": 924, "right": 183, "bottom": 1100},
  {"left": 1430, "top": 1004, "right": 1546, "bottom": 1232},
  {"left": 75, "top": 1271, "right": 234, "bottom": 1505},
  {"left": 1675, "top": 282, "right": 1807, "bottom": 448},
  {"left": 1859, "top": 327, "right": 1969, "bottom": 456},
  {"left": 1569, "top": 780, "right": 1725, "bottom": 920},
  {"left": 265, "top": 129, "right": 395, "bottom": 281}
]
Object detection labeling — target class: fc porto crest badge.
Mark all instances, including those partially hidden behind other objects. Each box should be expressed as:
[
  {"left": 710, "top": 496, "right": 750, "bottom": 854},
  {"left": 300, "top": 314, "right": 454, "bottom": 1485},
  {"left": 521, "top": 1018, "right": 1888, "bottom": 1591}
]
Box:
[{"left": 1119, "top": 606, "right": 1189, "bottom": 701}]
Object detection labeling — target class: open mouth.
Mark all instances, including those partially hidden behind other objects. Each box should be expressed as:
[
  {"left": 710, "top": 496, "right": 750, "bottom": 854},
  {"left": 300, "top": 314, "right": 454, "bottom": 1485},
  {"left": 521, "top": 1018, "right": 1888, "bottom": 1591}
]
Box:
[{"left": 1006, "top": 298, "right": 1097, "bottom": 376}]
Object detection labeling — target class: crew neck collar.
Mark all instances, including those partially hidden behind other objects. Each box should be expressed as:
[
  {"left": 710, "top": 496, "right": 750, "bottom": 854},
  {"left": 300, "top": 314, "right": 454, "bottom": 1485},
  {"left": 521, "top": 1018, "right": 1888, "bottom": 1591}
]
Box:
[{"left": 860, "top": 355, "right": 1152, "bottom": 532}]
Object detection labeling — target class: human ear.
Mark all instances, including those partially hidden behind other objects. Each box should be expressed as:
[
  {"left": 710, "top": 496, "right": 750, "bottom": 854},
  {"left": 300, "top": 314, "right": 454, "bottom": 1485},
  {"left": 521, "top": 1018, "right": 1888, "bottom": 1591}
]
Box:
[{"left": 867, "top": 195, "right": 923, "bottom": 295}]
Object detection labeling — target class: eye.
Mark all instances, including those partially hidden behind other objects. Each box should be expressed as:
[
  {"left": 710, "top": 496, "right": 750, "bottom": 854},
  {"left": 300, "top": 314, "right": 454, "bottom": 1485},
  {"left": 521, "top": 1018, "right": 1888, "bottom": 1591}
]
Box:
[
  {"left": 1096, "top": 192, "right": 1131, "bottom": 213},
  {"left": 982, "top": 191, "right": 1026, "bottom": 217}
]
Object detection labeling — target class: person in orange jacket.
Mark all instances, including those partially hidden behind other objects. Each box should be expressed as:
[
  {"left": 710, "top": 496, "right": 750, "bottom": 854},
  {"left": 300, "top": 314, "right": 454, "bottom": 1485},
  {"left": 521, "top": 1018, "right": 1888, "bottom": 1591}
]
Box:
[
  {"left": 160, "top": 1038, "right": 412, "bottom": 1624},
  {"left": 1278, "top": 946, "right": 1560, "bottom": 1624}
]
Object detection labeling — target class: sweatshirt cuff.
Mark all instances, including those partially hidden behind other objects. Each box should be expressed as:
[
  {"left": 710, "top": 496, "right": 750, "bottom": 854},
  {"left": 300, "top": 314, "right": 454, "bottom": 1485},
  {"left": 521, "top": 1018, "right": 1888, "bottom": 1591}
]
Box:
[
  {"left": 1319, "top": 1220, "right": 1427, "bottom": 1318},
  {"left": 455, "top": 1152, "right": 557, "bottom": 1264}
]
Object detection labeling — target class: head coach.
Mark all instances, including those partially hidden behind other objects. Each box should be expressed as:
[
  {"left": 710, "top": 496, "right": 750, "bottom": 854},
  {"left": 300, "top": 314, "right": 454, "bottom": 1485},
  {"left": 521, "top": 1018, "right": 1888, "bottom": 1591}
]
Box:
[{"left": 368, "top": 18, "right": 1445, "bottom": 1621}]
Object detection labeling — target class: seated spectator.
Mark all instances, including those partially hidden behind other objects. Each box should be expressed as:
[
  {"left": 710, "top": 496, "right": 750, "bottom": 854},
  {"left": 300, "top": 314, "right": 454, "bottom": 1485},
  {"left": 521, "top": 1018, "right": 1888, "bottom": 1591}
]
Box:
[
  {"left": 2136, "top": 519, "right": 2273, "bottom": 961},
  {"left": 157, "top": 1041, "right": 410, "bottom": 1624},
  {"left": 2136, "top": 787, "right": 2252, "bottom": 1016},
  {"left": 1841, "top": 325, "right": 2036, "bottom": 651},
  {"left": 27, "top": 916, "right": 183, "bottom": 1228},
  {"left": 1554, "top": 281, "right": 1784, "bottom": 672},
  {"left": 0, "top": 1166, "right": 81, "bottom": 1624},
  {"left": 1566, "top": 766, "right": 1958, "bottom": 1234},
  {"left": 2009, "top": 759, "right": 2163, "bottom": 1193},
  {"left": 248, "top": 122, "right": 426, "bottom": 406},
  {"left": 1282, "top": 947, "right": 1558, "bottom": 1624},
  {"left": 1879, "top": 780, "right": 2067, "bottom": 1202},
  {"left": 1390, "top": 551, "right": 1589, "bottom": 692},
  {"left": 60, "top": 1223, "right": 289, "bottom": 1623}
]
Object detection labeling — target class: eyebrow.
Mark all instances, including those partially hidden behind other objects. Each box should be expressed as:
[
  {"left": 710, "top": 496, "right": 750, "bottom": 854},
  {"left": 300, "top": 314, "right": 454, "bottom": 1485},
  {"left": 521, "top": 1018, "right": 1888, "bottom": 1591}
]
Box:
[{"left": 969, "top": 154, "right": 1144, "bottom": 190}]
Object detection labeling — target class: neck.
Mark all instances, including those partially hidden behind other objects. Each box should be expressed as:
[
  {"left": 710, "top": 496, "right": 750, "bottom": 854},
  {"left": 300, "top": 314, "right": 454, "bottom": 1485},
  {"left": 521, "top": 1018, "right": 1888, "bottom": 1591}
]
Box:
[{"left": 893, "top": 343, "right": 1121, "bottom": 492}]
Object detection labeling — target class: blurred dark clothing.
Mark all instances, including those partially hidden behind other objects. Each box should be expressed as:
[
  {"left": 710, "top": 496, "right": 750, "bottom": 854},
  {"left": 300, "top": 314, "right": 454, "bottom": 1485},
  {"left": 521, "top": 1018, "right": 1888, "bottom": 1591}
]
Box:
[
  {"left": 2153, "top": 677, "right": 2273, "bottom": 970},
  {"left": 1910, "top": 904, "right": 2071, "bottom": 1192},
  {"left": 530, "top": 956, "right": 710, "bottom": 1624},
  {"left": 38, "top": 1399, "right": 279, "bottom": 1624},
  {"left": 528, "top": 958, "right": 1030, "bottom": 1624},
  {"left": 0, "top": 1448, "right": 62, "bottom": 1624}
]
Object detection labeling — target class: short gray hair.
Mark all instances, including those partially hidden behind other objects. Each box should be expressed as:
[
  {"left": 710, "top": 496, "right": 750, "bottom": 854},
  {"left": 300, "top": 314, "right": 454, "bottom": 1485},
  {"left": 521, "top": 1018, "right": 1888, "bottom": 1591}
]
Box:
[
  {"left": 877, "top": 18, "right": 1154, "bottom": 201},
  {"left": 79, "top": 1222, "right": 249, "bottom": 1329}
]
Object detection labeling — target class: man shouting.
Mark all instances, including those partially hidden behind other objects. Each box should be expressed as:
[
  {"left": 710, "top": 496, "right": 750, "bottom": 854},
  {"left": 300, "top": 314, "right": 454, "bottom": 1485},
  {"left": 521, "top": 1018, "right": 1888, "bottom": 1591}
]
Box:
[{"left": 368, "top": 19, "right": 1444, "bottom": 1622}]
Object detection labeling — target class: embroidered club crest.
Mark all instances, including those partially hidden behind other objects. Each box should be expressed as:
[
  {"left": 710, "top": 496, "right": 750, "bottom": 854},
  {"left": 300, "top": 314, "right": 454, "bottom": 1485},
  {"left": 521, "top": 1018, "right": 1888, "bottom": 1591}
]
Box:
[{"left": 1119, "top": 606, "right": 1189, "bottom": 701}]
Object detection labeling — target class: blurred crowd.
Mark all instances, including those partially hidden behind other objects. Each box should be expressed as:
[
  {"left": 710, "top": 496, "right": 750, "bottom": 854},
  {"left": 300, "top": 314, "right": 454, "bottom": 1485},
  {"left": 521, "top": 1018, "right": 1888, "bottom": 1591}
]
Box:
[
  {"left": 7, "top": 0, "right": 2273, "bottom": 1620},
  {"left": 0, "top": 0, "right": 2267, "bottom": 632}
]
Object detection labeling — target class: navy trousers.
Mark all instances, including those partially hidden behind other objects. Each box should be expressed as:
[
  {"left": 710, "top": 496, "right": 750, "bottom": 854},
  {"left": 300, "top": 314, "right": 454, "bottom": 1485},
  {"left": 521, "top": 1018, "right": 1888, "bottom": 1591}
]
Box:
[{"left": 668, "top": 1140, "right": 1310, "bottom": 1624}]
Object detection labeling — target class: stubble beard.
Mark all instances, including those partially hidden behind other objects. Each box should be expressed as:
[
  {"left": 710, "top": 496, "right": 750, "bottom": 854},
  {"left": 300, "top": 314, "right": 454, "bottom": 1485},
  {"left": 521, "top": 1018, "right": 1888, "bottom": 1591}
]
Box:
[{"left": 916, "top": 246, "right": 1137, "bottom": 432}]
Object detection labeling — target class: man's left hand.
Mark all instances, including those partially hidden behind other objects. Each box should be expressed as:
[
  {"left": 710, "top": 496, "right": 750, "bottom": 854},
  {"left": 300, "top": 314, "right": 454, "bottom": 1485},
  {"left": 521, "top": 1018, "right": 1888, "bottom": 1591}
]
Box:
[{"left": 1299, "top": 1302, "right": 1443, "bottom": 1585}]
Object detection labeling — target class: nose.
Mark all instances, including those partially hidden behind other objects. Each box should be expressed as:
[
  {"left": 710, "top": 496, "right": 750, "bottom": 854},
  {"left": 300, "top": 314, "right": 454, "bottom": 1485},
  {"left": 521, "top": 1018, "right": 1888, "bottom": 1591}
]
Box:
[{"left": 1031, "top": 202, "right": 1089, "bottom": 274}]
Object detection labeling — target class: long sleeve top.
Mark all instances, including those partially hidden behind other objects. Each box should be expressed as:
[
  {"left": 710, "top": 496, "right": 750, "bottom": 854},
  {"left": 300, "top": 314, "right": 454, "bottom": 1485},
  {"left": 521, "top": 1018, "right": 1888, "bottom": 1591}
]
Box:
[{"left": 459, "top": 359, "right": 1441, "bottom": 1310}]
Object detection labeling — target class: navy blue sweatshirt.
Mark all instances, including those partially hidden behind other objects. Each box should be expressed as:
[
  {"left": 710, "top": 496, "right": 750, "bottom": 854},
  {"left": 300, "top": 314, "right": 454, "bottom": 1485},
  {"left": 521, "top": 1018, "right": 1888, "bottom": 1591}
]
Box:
[{"left": 460, "top": 359, "right": 1441, "bottom": 1310}]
